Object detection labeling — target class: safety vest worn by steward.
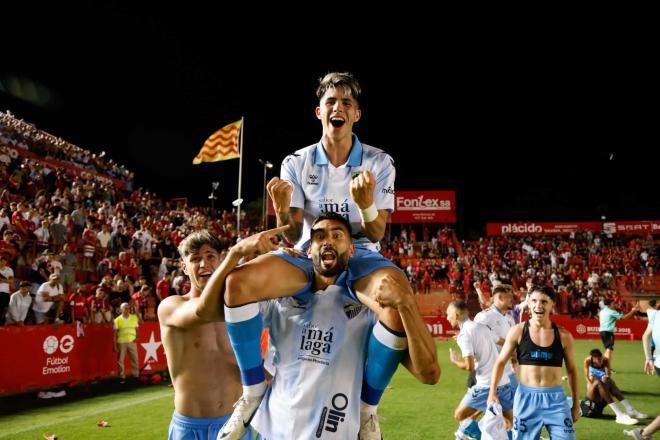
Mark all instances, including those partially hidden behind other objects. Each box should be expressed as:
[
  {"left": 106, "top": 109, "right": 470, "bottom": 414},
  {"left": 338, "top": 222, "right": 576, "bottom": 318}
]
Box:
[{"left": 114, "top": 314, "right": 138, "bottom": 343}]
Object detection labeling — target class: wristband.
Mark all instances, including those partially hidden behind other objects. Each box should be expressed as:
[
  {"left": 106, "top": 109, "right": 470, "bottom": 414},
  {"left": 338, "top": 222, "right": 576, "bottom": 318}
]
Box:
[{"left": 359, "top": 203, "right": 379, "bottom": 223}]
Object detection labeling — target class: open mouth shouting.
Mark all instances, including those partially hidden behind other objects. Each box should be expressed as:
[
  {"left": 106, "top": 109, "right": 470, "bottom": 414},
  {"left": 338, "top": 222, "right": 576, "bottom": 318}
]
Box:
[
  {"left": 320, "top": 248, "right": 338, "bottom": 270},
  {"left": 330, "top": 115, "right": 345, "bottom": 128}
]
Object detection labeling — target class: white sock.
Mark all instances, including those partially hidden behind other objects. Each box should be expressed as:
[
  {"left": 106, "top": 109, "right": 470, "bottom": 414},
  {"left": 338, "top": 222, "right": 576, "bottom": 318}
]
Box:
[
  {"left": 243, "top": 381, "right": 267, "bottom": 399},
  {"left": 459, "top": 417, "right": 474, "bottom": 428},
  {"left": 620, "top": 399, "right": 634, "bottom": 413},
  {"left": 360, "top": 401, "right": 378, "bottom": 414},
  {"left": 609, "top": 402, "right": 623, "bottom": 417}
]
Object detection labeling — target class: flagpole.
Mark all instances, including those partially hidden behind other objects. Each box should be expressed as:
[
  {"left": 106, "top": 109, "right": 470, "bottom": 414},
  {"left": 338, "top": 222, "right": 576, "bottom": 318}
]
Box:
[{"left": 236, "top": 116, "right": 244, "bottom": 231}]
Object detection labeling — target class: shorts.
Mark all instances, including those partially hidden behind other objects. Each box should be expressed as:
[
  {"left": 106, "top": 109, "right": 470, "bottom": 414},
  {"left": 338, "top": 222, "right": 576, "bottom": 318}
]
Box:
[
  {"left": 273, "top": 246, "right": 400, "bottom": 301},
  {"left": 508, "top": 372, "right": 519, "bottom": 394},
  {"left": 600, "top": 331, "right": 615, "bottom": 350},
  {"left": 513, "top": 385, "right": 575, "bottom": 440},
  {"left": 168, "top": 411, "right": 253, "bottom": 440},
  {"left": 0, "top": 292, "right": 9, "bottom": 308},
  {"left": 579, "top": 398, "right": 606, "bottom": 418},
  {"left": 589, "top": 366, "right": 607, "bottom": 381},
  {"left": 460, "top": 383, "right": 513, "bottom": 412}
]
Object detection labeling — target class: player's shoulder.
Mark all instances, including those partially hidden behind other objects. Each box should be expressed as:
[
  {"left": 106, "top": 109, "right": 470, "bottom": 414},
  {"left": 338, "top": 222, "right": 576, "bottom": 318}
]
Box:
[
  {"left": 282, "top": 143, "right": 316, "bottom": 166},
  {"left": 361, "top": 143, "right": 394, "bottom": 165}
]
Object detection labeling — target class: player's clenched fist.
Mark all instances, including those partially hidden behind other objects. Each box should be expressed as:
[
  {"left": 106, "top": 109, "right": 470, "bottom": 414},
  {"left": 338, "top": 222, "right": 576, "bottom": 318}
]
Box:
[{"left": 350, "top": 170, "right": 376, "bottom": 209}]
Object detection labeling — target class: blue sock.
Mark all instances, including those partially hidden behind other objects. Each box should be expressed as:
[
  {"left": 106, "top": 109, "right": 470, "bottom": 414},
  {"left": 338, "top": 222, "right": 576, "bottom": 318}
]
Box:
[
  {"left": 459, "top": 419, "right": 481, "bottom": 439},
  {"left": 507, "top": 430, "right": 513, "bottom": 440},
  {"left": 224, "top": 303, "right": 266, "bottom": 396},
  {"left": 361, "top": 321, "right": 407, "bottom": 406}
]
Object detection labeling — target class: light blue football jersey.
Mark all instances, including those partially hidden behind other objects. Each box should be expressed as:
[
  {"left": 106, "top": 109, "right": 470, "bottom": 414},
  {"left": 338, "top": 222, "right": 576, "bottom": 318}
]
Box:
[
  {"left": 251, "top": 284, "right": 376, "bottom": 440},
  {"left": 280, "top": 134, "right": 395, "bottom": 252}
]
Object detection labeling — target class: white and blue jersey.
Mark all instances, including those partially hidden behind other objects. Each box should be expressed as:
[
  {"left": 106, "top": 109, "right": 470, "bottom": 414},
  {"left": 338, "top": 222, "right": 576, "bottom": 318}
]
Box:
[
  {"left": 457, "top": 319, "right": 513, "bottom": 412},
  {"left": 252, "top": 282, "right": 377, "bottom": 440},
  {"left": 474, "top": 305, "right": 518, "bottom": 389},
  {"left": 281, "top": 134, "right": 395, "bottom": 252}
]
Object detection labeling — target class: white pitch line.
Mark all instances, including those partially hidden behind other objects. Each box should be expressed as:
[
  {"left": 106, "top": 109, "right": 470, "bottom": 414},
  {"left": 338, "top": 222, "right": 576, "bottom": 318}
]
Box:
[{"left": 0, "top": 389, "right": 172, "bottom": 438}]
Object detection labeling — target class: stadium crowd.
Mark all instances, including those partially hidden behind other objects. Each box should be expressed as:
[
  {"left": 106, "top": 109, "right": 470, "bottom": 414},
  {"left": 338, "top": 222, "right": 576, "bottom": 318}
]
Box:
[{"left": 0, "top": 110, "right": 657, "bottom": 329}]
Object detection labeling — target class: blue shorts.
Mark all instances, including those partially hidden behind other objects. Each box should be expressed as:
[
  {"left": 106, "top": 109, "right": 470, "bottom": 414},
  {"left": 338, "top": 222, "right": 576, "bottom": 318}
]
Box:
[
  {"left": 508, "top": 372, "right": 519, "bottom": 393},
  {"left": 513, "top": 385, "right": 575, "bottom": 440},
  {"left": 168, "top": 411, "right": 253, "bottom": 440},
  {"left": 460, "top": 383, "right": 513, "bottom": 412},
  {"left": 273, "top": 246, "right": 400, "bottom": 300},
  {"left": 589, "top": 366, "right": 607, "bottom": 381}
]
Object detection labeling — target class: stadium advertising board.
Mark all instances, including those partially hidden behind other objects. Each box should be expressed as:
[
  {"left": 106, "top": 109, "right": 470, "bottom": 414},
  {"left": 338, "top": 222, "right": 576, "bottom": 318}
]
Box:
[
  {"left": 552, "top": 317, "right": 648, "bottom": 340},
  {"left": 488, "top": 221, "right": 660, "bottom": 236},
  {"left": 487, "top": 222, "right": 602, "bottom": 236},
  {"left": 391, "top": 191, "right": 456, "bottom": 223},
  {"left": 0, "top": 322, "right": 166, "bottom": 394},
  {"left": 602, "top": 220, "right": 660, "bottom": 235}
]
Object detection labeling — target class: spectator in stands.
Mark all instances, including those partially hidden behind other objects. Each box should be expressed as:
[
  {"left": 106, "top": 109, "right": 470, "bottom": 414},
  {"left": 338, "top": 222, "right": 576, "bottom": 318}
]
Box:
[
  {"left": 90, "top": 287, "right": 112, "bottom": 323},
  {"left": 599, "top": 298, "right": 639, "bottom": 368},
  {"left": 33, "top": 273, "right": 65, "bottom": 324},
  {"left": 48, "top": 213, "right": 67, "bottom": 253},
  {"left": 69, "top": 283, "right": 88, "bottom": 323},
  {"left": 5, "top": 280, "right": 32, "bottom": 326},
  {"left": 0, "top": 255, "right": 15, "bottom": 324},
  {"left": 113, "top": 302, "right": 140, "bottom": 383},
  {"left": 581, "top": 348, "right": 645, "bottom": 424},
  {"left": 59, "top": 244, "right": 77, "bottom": 290}
]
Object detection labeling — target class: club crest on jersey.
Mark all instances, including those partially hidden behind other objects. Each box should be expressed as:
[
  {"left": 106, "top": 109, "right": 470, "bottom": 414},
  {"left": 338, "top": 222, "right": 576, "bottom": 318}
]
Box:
[
  {"left": 307, "top": 174, "right": 319, "bottom": 185},
  {"left": 343, "top": 304, "right": 363, "bottom": 320}
]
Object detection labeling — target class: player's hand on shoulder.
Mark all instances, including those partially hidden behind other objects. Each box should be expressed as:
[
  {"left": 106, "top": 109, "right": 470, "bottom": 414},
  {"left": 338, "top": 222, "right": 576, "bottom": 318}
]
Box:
[{"left": 373, "top": 273, "right": 410, "bottom": 309}]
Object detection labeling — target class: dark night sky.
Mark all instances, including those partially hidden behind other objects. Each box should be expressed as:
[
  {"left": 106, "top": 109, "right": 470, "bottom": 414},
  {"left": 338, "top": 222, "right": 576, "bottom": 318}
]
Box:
[{"left": 2, "top": 5, "right": 657, "bottom": 237}]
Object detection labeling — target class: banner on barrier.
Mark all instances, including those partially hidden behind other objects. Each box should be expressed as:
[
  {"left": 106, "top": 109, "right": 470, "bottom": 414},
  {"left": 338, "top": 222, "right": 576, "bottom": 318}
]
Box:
[
  {"left": 0, "top": 322, "right": 166, "bottom": 394},
  {"left": 421, "top": 316, "right": 647, "bottom": 340}
]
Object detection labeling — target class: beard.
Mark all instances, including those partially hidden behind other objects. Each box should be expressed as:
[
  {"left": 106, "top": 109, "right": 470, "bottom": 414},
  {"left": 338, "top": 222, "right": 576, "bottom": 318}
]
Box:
[{"left": 312, "top": 246, "right": 350, "bottom": 277}]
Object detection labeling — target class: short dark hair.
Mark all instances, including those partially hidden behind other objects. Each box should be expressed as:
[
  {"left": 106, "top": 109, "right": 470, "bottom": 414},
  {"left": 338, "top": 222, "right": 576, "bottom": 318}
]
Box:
[
  {"left": 493, "top": 284, "right": 513, "bottom": 295},
  {"left": 449, "top": 300, "right": 469, "bottom": 314},
  {"left": 649, "top": 299, "right": 657, "bottom": 308},
  {"left": 603, "top": 298, "right": 613, "bottom": 306},
  {"left": 311, "top": 212, "right": 352, "bottom": 236},
  {"left": 316, "top": 72, "right": 362, "bottom": 104},
  {"left": 530, "top": 285, "right": 556, "bottom": 302},
  {"left": 590, "top": 348, "right": 603, "bottom": 357}
]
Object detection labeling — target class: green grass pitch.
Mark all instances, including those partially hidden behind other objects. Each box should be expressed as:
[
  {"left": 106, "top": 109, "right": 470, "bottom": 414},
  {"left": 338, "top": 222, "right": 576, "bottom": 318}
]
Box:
[{"left": 0, "top": 340, "right": 656, "bottom": 439}]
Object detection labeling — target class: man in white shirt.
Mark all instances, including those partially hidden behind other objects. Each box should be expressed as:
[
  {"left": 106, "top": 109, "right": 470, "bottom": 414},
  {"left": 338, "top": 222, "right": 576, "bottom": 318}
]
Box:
[
  {"left": 448, "top": 300, "right": 513, "bottom": 440},
  {"left": 33, "top": 273, "right": 65, "bottom": 324},
  {"left": 5, "top": 281, "right": 32, "bottom": 325},
  {"left": 0, "top": 255, "right": 15, "bottom": 324},
  {"left": 474, "top": 283, "right": 518, "bottom": 391}
]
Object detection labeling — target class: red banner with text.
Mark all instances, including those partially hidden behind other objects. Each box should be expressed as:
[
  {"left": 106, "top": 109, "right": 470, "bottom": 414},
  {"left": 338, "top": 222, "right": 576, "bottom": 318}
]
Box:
[
  {"left": 391, "top": 191, "right": 456, "bottom": 224},
  {"left": 0, "top": 322, "right": 166, "bottom": 395},
  {"left": 487, "top": 222, "right": 602, "bottom": 236},
  {"left": 422, "top": 316, "right": 647, "bottom": 341},
  {"left": 487, "top": 221, "right": 660, "bottom": 236}
]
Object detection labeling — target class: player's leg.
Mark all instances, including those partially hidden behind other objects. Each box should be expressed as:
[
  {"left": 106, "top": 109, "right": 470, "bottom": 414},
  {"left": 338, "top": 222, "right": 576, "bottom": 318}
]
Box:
[
  {"left": 220, "top": 253, "right": 311, "bottom": 440},
  {"left": 349, "top": 251, "right": 410, "bottom": 439},
  {"left": 513, "top": 385, "right": 546, "bottom": 440},
  {"left": 608, "top": 379, "right": 647, "bottom": 419}
]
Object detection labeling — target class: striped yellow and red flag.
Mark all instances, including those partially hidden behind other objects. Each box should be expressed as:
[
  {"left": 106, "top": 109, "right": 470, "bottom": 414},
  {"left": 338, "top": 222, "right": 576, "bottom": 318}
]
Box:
[{"left": 192, "top": 120, "right": 242, "bottom": 164}]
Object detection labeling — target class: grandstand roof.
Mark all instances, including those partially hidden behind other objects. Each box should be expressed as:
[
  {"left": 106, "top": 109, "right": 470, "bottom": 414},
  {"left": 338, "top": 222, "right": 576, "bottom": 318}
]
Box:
[{"left": 2, "top": 5, "right": 656, "bottom": 236}]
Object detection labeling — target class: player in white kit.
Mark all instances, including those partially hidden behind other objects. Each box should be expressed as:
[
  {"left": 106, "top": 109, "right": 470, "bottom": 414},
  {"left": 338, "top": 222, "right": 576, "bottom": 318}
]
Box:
[
  {"left": 448, "top": 300, "right": 514, "bottom": 440},
  {"left": 222, "top": 213, "right": 439, "bottom": 439},
  {"left": 219, "top": 73, "right": 421, "bottom": 440}
]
